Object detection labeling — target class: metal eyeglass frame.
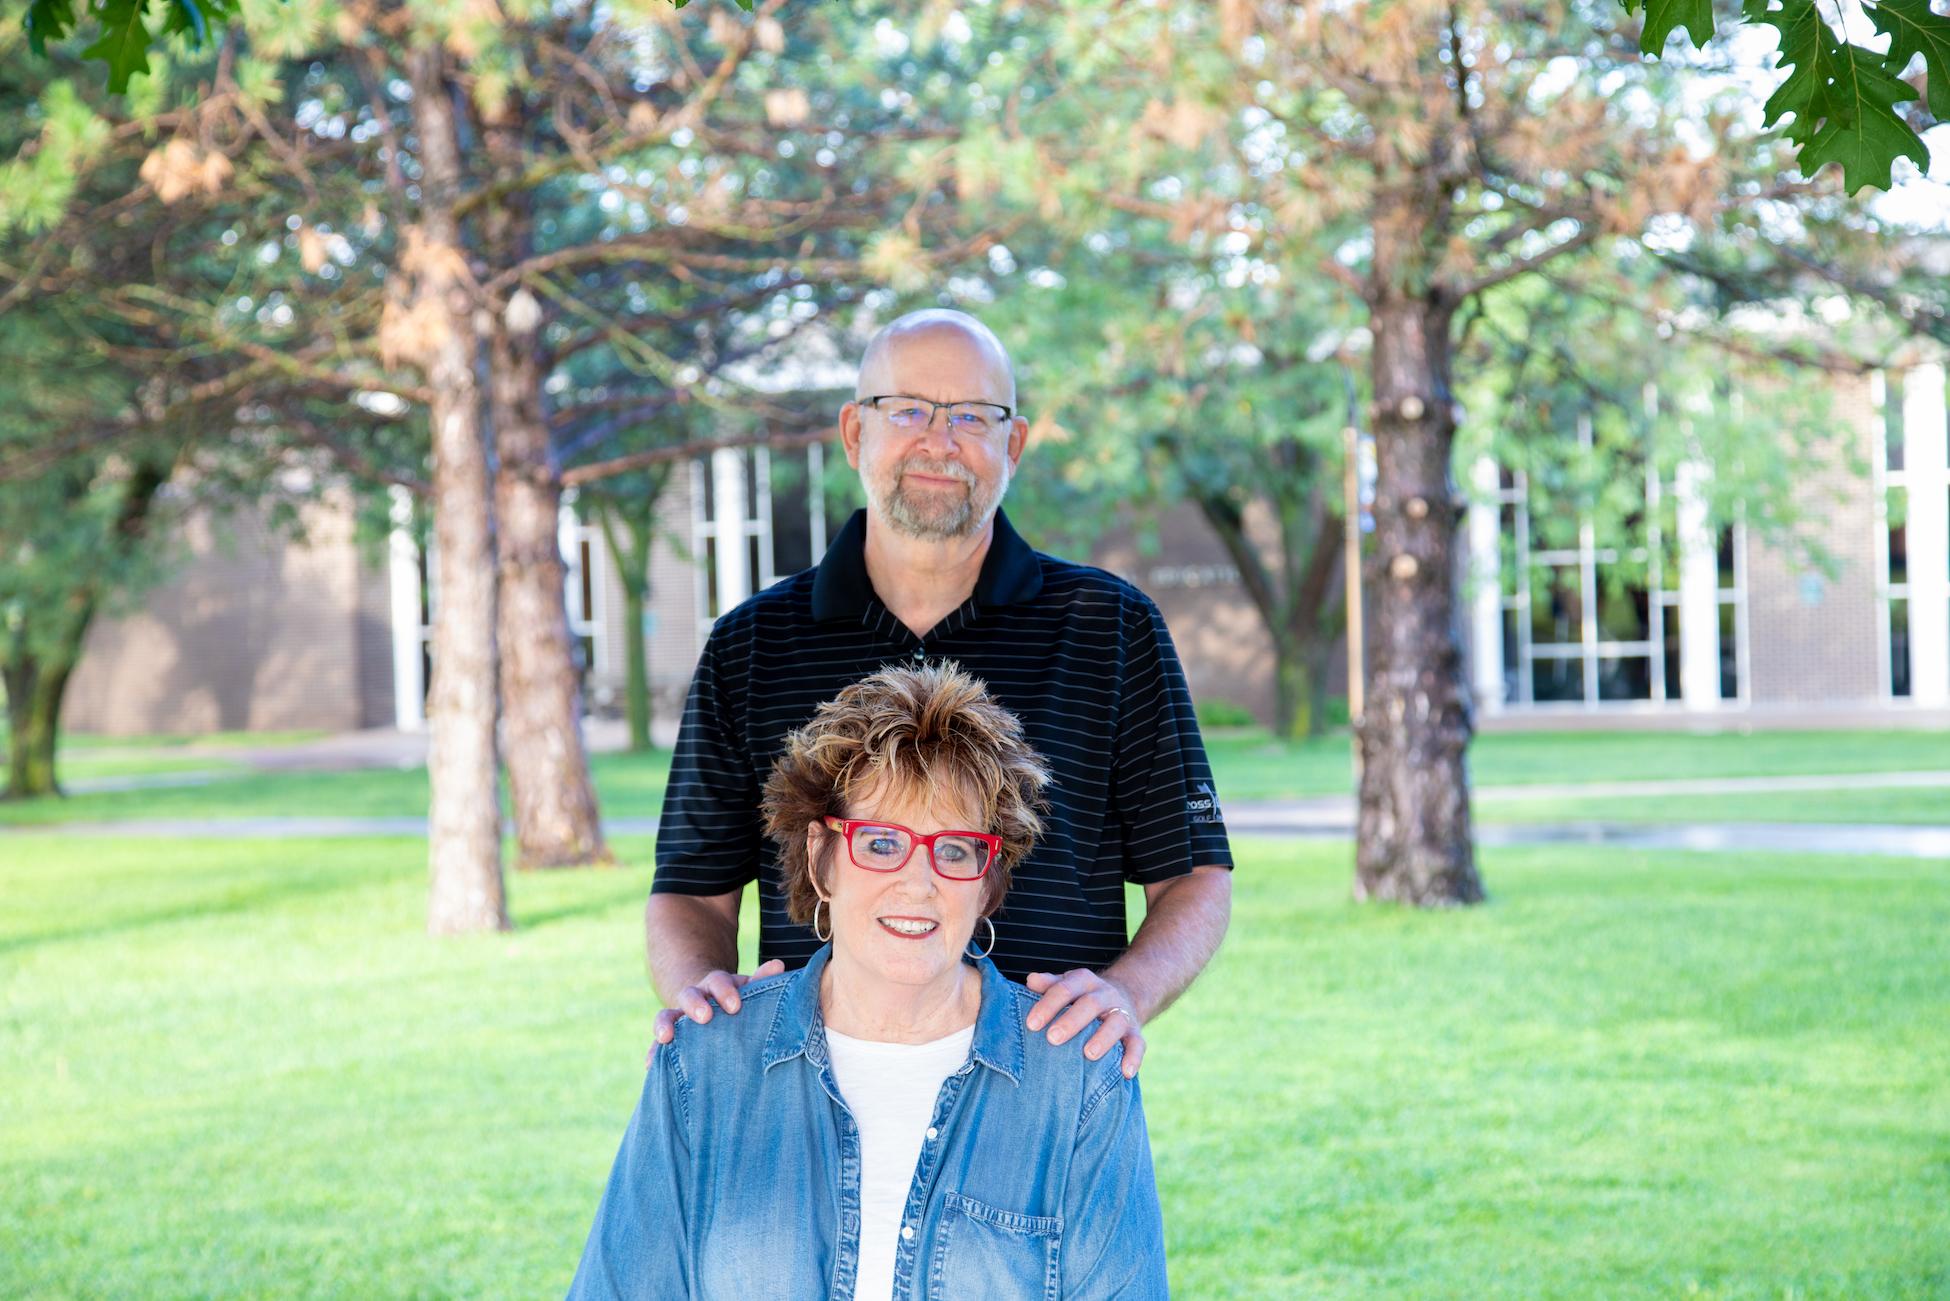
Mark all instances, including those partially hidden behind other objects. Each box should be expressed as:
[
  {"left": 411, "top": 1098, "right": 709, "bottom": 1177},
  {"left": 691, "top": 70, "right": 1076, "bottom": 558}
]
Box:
[{"left": 858, "top": 395, "right": 1014, "bottom": 434}]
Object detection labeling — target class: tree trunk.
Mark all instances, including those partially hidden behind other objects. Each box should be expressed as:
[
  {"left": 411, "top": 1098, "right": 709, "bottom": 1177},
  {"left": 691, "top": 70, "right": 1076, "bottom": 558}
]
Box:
[
  {"left": 1271, "top": 628, "right": 1335, "bottom": 741},
  {"left": 0, "top": 458, "right": 164, "bottom": 800},
  {"left": 481, "top": 97, "right": 610, "bottom": 869},
  {"left": 3, "top": 655, "right": 59, "bottom": 798},
  {"left": 620, "top": 552, "right": 652, "bottom": 754},
  {"left": 1354, "top": 291, "right": 1485, "bottom": 906},
  {"left": 594, "top": 488, "right": 665, "bottom": 755},
  {"left": 1185, "top": 476, "right": 1345, "bottom": 744},
  {"left": 488, "top": 296, "right": 611, "bottom": 868},
  {"left": 411, "top": 45, "right": 509, "bottom": 934}
]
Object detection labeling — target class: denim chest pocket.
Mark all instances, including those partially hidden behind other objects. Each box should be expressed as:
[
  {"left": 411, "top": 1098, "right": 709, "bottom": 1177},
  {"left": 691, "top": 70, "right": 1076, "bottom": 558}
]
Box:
[{"left": 928, "top": 1191, "right": 1063, "bottom": 1300}]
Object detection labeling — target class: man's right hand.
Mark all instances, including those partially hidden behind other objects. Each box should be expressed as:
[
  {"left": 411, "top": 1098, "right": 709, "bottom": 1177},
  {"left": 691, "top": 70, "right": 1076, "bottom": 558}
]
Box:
[{"left": 649, "top": 959, "right": 786, "bottom": 1060}]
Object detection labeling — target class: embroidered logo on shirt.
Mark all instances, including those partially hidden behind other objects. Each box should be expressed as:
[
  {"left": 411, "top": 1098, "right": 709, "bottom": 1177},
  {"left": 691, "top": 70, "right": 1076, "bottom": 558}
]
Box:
[{"left": 1187, "top": 780, "right": 1223, "bottom": 825}]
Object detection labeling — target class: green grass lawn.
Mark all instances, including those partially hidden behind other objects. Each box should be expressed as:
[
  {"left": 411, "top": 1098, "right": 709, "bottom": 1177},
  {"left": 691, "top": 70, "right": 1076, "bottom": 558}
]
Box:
[
  {"left": 55, "top": 728, "right": 330, "bottom": 750},
  {"left": 1202, "top": 728, "right": 1950, "bottom": 802},
  {"left": 3, "top": 835, "right": 1945, "bottom": 1297},
  {"left": 0, "top": 751, "right": 677, "bottom": 827},
  {"left": 4, "top": 727, "right": 1945, "bottom": 829},
  {"left": 1481, "top": 786, "right": 1950, "bottom": 826},
  {"left": 0, "top": 728, "right": 321, "bottom": 789}
]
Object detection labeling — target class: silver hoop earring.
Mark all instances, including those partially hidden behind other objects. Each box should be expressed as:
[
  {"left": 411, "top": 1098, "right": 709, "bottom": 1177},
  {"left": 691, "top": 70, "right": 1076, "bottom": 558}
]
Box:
[
  {"left": 966, "top": 915, "right": 996, "bottom": 960},
  {"left": 813, "top": 898, "right": 832, "bottom": 943}
]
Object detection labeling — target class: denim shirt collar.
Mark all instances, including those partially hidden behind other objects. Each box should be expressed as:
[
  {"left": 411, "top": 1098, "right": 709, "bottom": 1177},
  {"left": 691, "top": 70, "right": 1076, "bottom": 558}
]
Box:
[{"left": 760, "top": 943, "right": 1025, "bottom": 1084}]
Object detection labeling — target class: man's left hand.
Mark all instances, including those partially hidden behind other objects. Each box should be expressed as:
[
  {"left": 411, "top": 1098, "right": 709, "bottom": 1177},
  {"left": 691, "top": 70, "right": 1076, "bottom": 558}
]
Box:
[{"left": 1024, "top": 969, "right": 1144, "bottom": 1078}]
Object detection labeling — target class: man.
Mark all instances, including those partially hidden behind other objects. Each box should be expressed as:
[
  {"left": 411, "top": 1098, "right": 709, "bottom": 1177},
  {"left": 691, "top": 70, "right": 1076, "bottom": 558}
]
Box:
[{"left": 646, "top": 308, "right": 1231, "bottom": 1077}]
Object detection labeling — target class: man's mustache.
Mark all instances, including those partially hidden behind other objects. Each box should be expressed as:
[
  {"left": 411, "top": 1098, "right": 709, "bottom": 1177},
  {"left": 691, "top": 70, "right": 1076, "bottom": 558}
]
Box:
[{"left": 896, "top": 457, "right": 976, "bottom": 488}]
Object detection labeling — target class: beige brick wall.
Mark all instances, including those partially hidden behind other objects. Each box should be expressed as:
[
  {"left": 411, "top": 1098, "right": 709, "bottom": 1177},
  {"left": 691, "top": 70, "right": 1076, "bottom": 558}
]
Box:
[
  {"left": 1089, "top": 499, "right": 1307, "bottom": 727},
  {"left": 1743, "top": 373, "right": 1883, "bottom": 705},
  {"left": 64, "top": 491, "right": 380, "bottom": 735}
]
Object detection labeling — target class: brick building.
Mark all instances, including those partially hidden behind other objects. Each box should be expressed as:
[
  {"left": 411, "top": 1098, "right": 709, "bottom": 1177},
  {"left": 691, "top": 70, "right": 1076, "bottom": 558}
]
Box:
[{"left": 56, "top": 362, "right": 1950, "bottom": 736}]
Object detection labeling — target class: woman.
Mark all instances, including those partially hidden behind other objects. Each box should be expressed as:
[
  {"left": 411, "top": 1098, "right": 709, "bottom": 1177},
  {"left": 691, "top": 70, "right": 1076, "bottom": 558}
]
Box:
[{"left": 568, "top": 663, "right": 1168, "bottom": 1300}]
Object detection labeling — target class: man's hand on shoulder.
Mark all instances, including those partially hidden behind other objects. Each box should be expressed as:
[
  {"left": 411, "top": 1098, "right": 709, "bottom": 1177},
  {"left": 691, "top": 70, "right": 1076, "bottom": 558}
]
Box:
[
  {"left": 646, "top": 959, "right": 787, "bottom": 1066},
  {"left": 1024, "top": 969, "right": 1145, "bottom": 1079}
]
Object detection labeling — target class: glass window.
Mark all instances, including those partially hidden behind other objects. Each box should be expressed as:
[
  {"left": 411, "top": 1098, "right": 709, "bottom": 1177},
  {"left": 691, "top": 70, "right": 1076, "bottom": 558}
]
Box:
[
  {"left": 1532, "top": 657, "right": 1585, "bottom": 703},
  {"left": 1498, "top": 504, "right": 1522, "bottom": 598},
  {"left": 1529, "top": 564, "right": 1582, "bottom": 645},
  {"left": 1718, "top": 602, "right": 1740, "bottom": 700},
  {"left": 703, "top": 536, "right": 720, "bottom": 619},
  {"left": 1716, "top": 527, "right": 1737, "bottom": 592},
  {"left": 1661, "top": 606, "right": 1683, "bottom": 700},
  {"left": 824, "top": 457, "right": 866, "bottom": 527},
  {"left": 1655, "top": 489, "right": 1682, "bottom": 591},
  {"left": 577, "top": 537, "right": 596, "bottom": 624},
  {"left": 1501, "top": 608, "right": 1521, "bottom": 704},
  {"left": 1595, "top": 565, "right": 1650, "bottom": 643},
  {"left": 1889, "top": 597, "right": 1910, "bottom": 697},
  {"left": 1887, "top": 488, "right": 1909, "bottom": 588},
  {"left": 770, "top": 448, "right": 817, "bottom": 577},
  {"left": 1597, "top": 655, "right": 1651, "bottom": 701}
]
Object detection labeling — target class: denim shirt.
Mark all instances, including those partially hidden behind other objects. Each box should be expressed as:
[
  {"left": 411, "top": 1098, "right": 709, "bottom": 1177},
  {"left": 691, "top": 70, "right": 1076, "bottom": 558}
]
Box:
[{"left": 567, "top": 946, "right": 1168, "bottom": 1299}]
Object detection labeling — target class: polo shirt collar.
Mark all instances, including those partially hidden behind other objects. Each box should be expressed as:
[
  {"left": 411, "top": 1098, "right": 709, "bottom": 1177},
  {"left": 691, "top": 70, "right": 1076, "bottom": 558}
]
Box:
[
  {"left": 810, "top": 508, "right": 1044, "bottom": 623},
  {"left": 761, "top": 942, "right": 1026, "bottom": 1084}
]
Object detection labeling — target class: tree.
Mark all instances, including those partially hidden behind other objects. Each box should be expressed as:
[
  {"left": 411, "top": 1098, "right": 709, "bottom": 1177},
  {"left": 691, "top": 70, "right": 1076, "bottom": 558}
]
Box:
[
  {"left": 403, "top": 39, "right": 509, "bottom": 932},
  {"left": 997, "top": 0, "right": 1940, "bottom": 905},
  {"left": 990, "top": 237, "right": 1357, "bottom": 739},
  {"left": 580, "top": 461, "right": 674, "bottom": 753},
  {"left": 0, "top": 309, "right": 175, "bottom": 797},
  {"left": 17, "top": 0, "right": 1947, "bottom": 191}
]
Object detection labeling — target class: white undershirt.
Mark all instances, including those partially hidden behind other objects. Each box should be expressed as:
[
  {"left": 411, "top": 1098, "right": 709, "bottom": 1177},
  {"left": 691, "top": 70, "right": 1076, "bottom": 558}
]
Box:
[{"left": 823, "top": 1024, "right": 976, "bottom": 1301}]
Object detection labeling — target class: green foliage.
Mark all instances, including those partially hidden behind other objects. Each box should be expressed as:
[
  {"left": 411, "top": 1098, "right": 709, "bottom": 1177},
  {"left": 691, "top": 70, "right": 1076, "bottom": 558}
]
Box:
[
  {"left": 0, "top": 77, "right": 111, "bottom": 236},
  {"left": 1870, "top": 0, "right": 1950, "bottom": 118},
  {"left": 1193, "top": 697, "right": 1258, "bottom": 730},
  {"left": 1623, "top": 0, "right": 1947, "bottom": 192},
  {"left": 21, "top": 0, "right": 243, "bottom": 93},
  {"left": 1633, "top": 0, "right": 1715, "bottom": 54},
  {"left": 1757, "top": 0, "right": 1929, "bottom": 192},
  {"left": 77, "top": 0, "right": 154, "bottom": 92}
]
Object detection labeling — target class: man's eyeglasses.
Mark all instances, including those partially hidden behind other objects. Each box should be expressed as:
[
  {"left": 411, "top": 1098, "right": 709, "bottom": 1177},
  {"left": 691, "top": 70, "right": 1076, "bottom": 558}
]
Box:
[
  {"left": 821, "top": 816, "right": 1000, "bottom": 881},
  {"left": 859, "top": 395, "right": 1013, "bottom": 435}
]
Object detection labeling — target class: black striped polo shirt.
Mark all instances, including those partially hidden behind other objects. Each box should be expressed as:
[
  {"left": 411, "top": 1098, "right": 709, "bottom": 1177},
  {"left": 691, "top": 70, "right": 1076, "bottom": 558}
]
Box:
[{"left": 650, "top": 507, "right": 1233, "bottom": 984}]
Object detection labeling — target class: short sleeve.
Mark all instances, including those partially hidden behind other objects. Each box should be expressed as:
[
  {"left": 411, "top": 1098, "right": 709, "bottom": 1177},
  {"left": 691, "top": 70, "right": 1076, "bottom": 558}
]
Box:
[
  {"left": 1110, "top": 593, "right": 1234, "bottom": 885},
  {"left": 652, "top": 622, "right": 764, "bottom": 896}
]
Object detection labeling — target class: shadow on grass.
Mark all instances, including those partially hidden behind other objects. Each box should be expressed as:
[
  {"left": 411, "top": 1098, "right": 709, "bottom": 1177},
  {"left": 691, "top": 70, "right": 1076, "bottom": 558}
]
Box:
[
  {"left": 0, "top": 864, "right": 394, "bottom": 957},
  {"left": 514, "top": 876, "right": 652, "bottom": 931}
]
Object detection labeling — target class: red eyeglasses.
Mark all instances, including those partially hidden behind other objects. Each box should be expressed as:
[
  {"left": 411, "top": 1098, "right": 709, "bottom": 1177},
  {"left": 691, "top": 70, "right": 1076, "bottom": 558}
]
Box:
[{"left": 821, "top": 817, "right": 1001, "bottom": 881}]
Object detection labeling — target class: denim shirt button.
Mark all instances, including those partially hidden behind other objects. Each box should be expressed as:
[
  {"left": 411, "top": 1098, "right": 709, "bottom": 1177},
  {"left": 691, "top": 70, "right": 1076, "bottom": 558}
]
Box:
[
  {"left": 901, "top": 1225, "right": 915, "bottom": 1241},
  {"left": 925, "top": 1127, "right": 938, "bottom": 1141}
]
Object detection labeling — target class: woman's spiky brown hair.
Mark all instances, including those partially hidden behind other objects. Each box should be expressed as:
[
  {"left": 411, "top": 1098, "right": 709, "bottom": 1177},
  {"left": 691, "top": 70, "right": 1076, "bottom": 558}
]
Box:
[{"left": 761, "top": 661, "right": 1050, "bottom": 925}]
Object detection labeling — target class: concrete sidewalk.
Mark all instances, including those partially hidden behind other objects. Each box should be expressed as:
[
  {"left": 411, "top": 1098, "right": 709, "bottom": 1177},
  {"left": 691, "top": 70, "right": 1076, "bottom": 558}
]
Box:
[
  {"left": 61, "top": 723, "right": 1950, "bottom": 803},
  {"left": 9, "top": 813, "right": 1948, "bottom": 859}
]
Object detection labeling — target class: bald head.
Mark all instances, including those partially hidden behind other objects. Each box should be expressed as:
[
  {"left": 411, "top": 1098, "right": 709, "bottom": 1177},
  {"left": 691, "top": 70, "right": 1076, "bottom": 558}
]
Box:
[{"left": 855, "top": 309, "right": 1017, "bottom": 409}]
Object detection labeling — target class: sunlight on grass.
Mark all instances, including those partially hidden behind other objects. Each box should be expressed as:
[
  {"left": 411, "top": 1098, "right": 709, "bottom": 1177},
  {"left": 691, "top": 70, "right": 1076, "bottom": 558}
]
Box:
[
  {"left": 6, "top": 729, "right": 1944, "bottom": 828},
  {"left": 3, "top": 835, "right": 1945, "bottom": 1296}
]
